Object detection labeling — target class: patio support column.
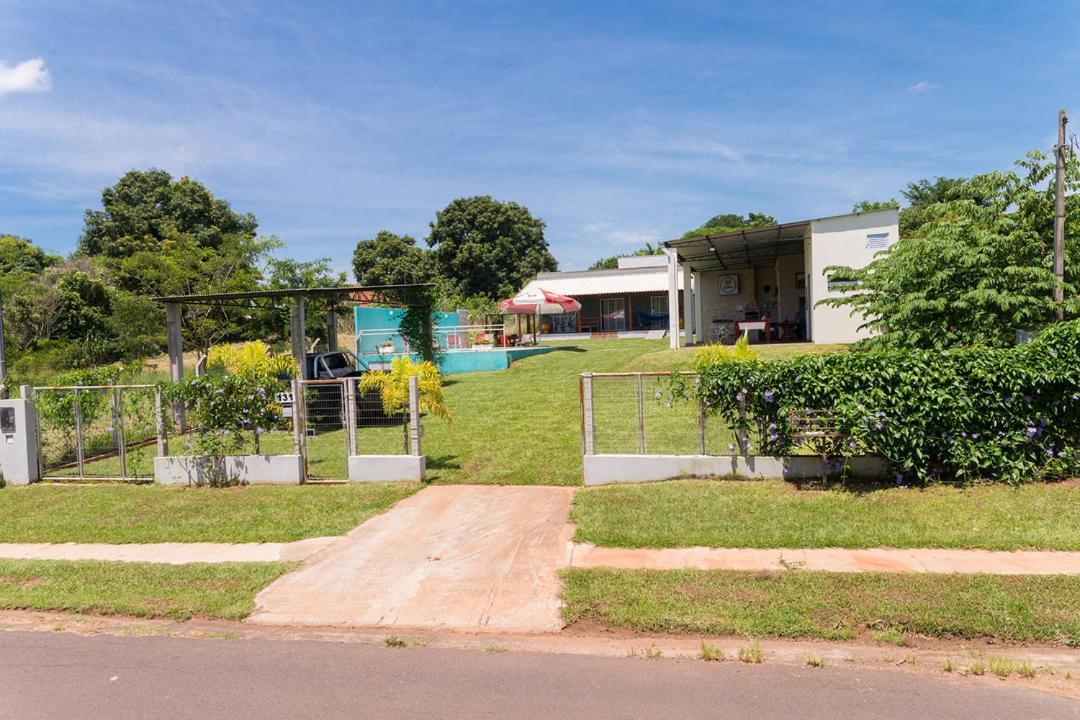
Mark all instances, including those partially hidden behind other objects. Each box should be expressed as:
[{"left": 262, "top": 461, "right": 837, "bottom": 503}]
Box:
[
  {"left": 165, "top": 302, "right": 186, "bottom": 432},
  {"left": 325, "top": 300, "right": 338, "bottom": 352},
  {"left": 693, "top": 271, "right": 704, "bottom": 343},
  {"left": 290, "top": 294, "right": 307, "bottom": 379},
  {"left": 666, "top": 249, "right": 679, "bottom": 349},
  {"left": 682, "top": 263, "right": 693, "bottom": 347}
]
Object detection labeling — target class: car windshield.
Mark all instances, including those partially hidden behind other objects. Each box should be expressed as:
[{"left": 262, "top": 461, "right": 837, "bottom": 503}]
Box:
[{"left": 322, "top": 353, "right": 354, "bottom": 371}]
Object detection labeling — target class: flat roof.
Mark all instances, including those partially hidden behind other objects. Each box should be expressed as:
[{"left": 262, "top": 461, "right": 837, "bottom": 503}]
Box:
[{"left": 665, "top": 207, "right": 897, "bottom": 272}]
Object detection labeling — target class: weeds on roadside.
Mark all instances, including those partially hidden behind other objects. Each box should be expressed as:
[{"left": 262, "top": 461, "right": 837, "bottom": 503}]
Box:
[
  {"left": 483, "top": 644, "right": 508, "bottom": 654},
  {"left": 967, "top": 660, "right": 987, "bottom": 676},
  {"left": 738, "top": 639, "right": 763, "bottom": 664},
  {"left": 698, "top": 641, "right": 725, "bottom": 662},
  {"left": 871, "top": 629, "right": 908, "bottom": 647},
  {"left": 384, "top": 635, "right": 408, "bottom": 648},
  {"left": 941, "top": 658, "right": 954, "bottom": 673},
  {"left": 988, "top": 656, "right": 1014, "bottom": 680},
  {"left": 804, "top": 654, "right": 825, "bottom": 668},
  {"left": 644, "top": 645, "right": 663, "bottom": 659}
]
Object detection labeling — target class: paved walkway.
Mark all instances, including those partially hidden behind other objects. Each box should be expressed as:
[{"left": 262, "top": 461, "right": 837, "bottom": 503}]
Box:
[
  {"left": 248, "top": 485, "right": 576, "bottom": 632},
  {"left": 570, "top": 544, "right": 1080, "bottom": 574},
  {"left": 0, "top": 538, "right": 339, "bottom": 565}
]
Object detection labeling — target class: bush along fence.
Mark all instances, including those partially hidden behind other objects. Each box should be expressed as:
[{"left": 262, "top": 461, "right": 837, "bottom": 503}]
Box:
[
  {"left": 580, "top": 320, "right": 1080, "bottom": 486},
  {"left": 21, "top": 373, "right": 427, "bottom": 487}
]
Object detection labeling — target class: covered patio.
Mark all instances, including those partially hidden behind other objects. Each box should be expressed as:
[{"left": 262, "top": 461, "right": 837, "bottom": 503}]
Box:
[
  {"left": 663, "top": 220, "right": 811, "bottom": 349},
  {"left": 662, "top": 207, "right": 899, "bottom": 349}
]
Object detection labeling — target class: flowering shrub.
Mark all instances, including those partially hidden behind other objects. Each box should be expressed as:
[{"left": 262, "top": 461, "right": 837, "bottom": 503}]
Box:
[
  {"left": 696, "top": 320, "right": 1080, "bottom": 485},
  {"left": 162, "top": 373, "right": 286, "bottom": 478}
]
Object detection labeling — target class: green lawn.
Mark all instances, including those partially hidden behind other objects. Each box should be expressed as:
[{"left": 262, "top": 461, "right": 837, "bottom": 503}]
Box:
[
  {"left": 561, "top": 568, "right": 1080, "bottom": 644},
  {"left": 0, "top": 483, "right": 418, "bottom": 543},
  {"left": 0, "top": 559, "right": 291, "bottom": 620},
  {"left": 47, "top": 339, "right": 848, "bottom": 485},
  {"left": 571, "top": 479, "right": 1080, "bottom": 550}
]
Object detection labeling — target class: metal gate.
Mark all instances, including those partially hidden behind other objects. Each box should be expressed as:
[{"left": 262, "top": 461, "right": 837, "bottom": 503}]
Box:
[{"left": 31, "top": 384, "right": 165, "bottom": 482}]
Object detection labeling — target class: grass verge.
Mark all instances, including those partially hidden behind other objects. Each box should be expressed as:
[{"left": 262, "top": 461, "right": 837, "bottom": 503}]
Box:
[
  {"left": 0, "top": 483, "right": 418, "bottom": 544},
  {"left": 561, "top": 568, "right": 1080, "bottom": 644},
  {"left": 0, "top": 559, "right": 291, "bottom": 620},
  {"left": 571, "top": 479, "right": 1080, "bottom": 550}
]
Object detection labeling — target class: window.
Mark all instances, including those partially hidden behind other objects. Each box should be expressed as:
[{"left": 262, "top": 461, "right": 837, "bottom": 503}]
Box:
[
  {"left": 649, "top": 295, "right": 668, "bottom": 315},
  {"left": 866, "top": 232, "right": 890, "bottom": 249}
]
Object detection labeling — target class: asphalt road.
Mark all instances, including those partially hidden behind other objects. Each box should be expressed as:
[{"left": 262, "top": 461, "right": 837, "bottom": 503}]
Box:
[{"left": 0, "top": 632, "right": 1075, "bottom": 720}]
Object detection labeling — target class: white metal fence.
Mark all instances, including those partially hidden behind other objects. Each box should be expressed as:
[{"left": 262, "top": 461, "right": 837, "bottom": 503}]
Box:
[
  {"left": 31, "top": 376, "right": 422, "bottom": 483},
  {"left": 580, "top": 371, "right": 755, "bottom": 457}
]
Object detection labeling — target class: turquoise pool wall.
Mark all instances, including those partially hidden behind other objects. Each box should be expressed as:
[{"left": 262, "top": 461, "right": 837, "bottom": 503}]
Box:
[{"left": 353, "top": 306, "right": 551, "bottom": 374}]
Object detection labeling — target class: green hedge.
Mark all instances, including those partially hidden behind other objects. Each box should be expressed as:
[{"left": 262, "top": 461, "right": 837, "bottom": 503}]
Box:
[{"left": 696, "top": 320, "right": 1080, "bottom": 484}]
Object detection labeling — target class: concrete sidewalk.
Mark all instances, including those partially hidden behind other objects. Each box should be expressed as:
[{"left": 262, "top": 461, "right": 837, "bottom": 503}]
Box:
[
  {"left": 570, "top": 544, "right": 1080, "bottom": 575},
  {"left": 0, "top": 538, "right": 339, "bottom": 565},
  {"left": 249, "top": 485, "right": 576, "bottom": 632}
]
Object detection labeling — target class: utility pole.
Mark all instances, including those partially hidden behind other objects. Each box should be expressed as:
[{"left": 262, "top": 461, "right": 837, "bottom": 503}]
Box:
[
  {"left": 1054, "top": 109, "right": 1068, "bottom": 321},
  {"left": 0, "top": 293, "right": 7, "bottom": 399}
]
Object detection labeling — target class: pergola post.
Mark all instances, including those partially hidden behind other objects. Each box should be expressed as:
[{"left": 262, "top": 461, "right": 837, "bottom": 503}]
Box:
[
  {"left": 165, "top": 302, "right": 186, "bottom": 431},
  {"left": 666, "top": 249, "right": 680, "bottom": 349},
  {"left": 682, "top": 264, "right": 693, "bottom": 347},
  {"left": 290, "top": 294, "right": 307, "bottom": 379},
  {"left": 325, "top": 300, "right": 338, "bottom": 352},
  {"left": 693, "top": 272, "right": 704, "bottom": 344}
]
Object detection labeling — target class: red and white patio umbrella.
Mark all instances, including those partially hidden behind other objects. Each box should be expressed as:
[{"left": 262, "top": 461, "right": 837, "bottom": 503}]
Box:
[
  {"left": 498, "top": 287, "right": 582, "bottom": 315},
  {"left": 498, "top": 287, "right": 581, "bottom": 341}
]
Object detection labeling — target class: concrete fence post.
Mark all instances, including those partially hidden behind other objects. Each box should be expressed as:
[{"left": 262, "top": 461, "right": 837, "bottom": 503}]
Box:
[
  {"left": 636, "top": 373, "right": 646, "bottom": 454},
  {"left": 581, "top": 373, "right": 595, "bottom": 456},
  {"left": 291, "top": 378, "right": 306, "bottom": 458},
  {"left": 736, "top": 396, "right": 748, "bottom": 455},
  {"left": 697, "top": 382, "right": 707, "bottom": 456},
  {"left": 154, "top": 386, "right": 168, "bottom": 457},
  {"left": 73, "top": 387, "right": 86, "bottom": 476},
  {"left": 112, "top": 387, "right": 127, "bottom": 481},
  {"left": 344, "top": 378, "right": 358, "bottom": 456},
  {"left": 408, "top": 375, "right": 422, "bottom": 456}
]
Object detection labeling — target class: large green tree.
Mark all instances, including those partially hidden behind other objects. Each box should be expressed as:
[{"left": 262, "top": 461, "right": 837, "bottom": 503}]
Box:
[
  {"left": 79, "top": 169, "right": 258, "bottom": 259},
  {"left": 426, "top": 196, "right": 557, "bottom": 300},
  {"left": 352, "top": 231, "right": 432, "bottom": 287},
  {"left": 682, "top": 212, "right": 776, "bottom": 239},
  {"left": 823, "top": 151, "right": 1080, "bottom": 349}
]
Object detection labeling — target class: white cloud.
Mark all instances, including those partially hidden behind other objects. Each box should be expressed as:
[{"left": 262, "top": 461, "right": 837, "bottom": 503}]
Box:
[
  {"left": 0, "top": 58, "right": 52, "bottom": 97},
  {"left": 906, "top": 81, "right": 934, "bottom": 94}
]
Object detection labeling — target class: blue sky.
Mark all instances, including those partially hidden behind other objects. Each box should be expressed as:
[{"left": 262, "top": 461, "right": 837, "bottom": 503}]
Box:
[{"left": 1, "top": 1, "right": 1078, "bottom": 272}]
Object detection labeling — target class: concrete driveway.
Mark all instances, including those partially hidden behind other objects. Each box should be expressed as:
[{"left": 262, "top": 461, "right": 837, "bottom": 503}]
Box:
[{"left": 249, "top": 485, "right": 576, "bottom": 632}]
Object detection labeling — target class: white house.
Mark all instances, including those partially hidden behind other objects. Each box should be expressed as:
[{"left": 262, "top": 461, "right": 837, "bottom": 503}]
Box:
[
  {"left": 513, "top": 206, "right": 896, "bottom": 345},
  {"left": 662, "top": 207, "right": 898, "bottom": 348}
]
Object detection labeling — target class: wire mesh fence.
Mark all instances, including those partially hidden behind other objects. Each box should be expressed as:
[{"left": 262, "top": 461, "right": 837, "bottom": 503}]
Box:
[
  {"left": 582, "top": 372, "right": 763, "bottom": 457},
  {"left": 33, "top": 385, "right": 162, "bottom": 482},
  {"left": 299, "top": 377, "right": 413, "bottom": 480}
]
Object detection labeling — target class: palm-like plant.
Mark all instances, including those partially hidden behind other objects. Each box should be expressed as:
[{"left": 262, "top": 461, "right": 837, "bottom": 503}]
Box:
[{"left": 359, "top": 356, "right": 451, "bottom": 422}]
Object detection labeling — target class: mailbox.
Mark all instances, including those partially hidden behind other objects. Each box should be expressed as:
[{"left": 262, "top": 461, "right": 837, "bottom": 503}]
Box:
[{"left": 0, "top": 399, "right": 39, "bottom": 485}]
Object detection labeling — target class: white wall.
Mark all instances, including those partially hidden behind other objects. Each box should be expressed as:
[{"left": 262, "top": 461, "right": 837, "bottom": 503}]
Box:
[{"left": 808, "top": 208, "right": 898, "bottom": 344}]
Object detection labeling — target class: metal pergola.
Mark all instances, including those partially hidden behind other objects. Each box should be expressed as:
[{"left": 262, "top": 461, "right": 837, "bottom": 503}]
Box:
[{"left": 152, "top": 283, "right": 432, "bottom": 388}]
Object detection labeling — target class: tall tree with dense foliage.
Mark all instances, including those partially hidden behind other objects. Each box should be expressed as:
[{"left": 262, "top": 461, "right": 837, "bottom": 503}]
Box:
[
  {"left": 823, "top": 151, "right": 1079, "bottom": 348},
  {"left": 352, "top": 231, "right": 432, "bottom": 287},
  {"left": 682, "top": 212, "right": 776, "bottom": 239},
  {"left": 426, "top": 196, "right": 556, "bottom": 300},
  {"left": 79, "top": 169, "right": 258, "bottom": 259}
]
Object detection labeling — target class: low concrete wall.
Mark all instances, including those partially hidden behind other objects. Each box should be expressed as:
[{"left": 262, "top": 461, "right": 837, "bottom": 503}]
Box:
[
  {"left": 348, "top": 455, "right": 425, "bottom": 483},
  {"left": 155, "top": 455, "right": 305, "bottom": 486},
  {"left": 583, "top": 454, "right": 888, "bottom": 486}
]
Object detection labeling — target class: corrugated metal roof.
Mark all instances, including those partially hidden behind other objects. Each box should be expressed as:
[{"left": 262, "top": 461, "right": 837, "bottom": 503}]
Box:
[{"left": 521, "top": 267, "right": 681, "bottom": 297}]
